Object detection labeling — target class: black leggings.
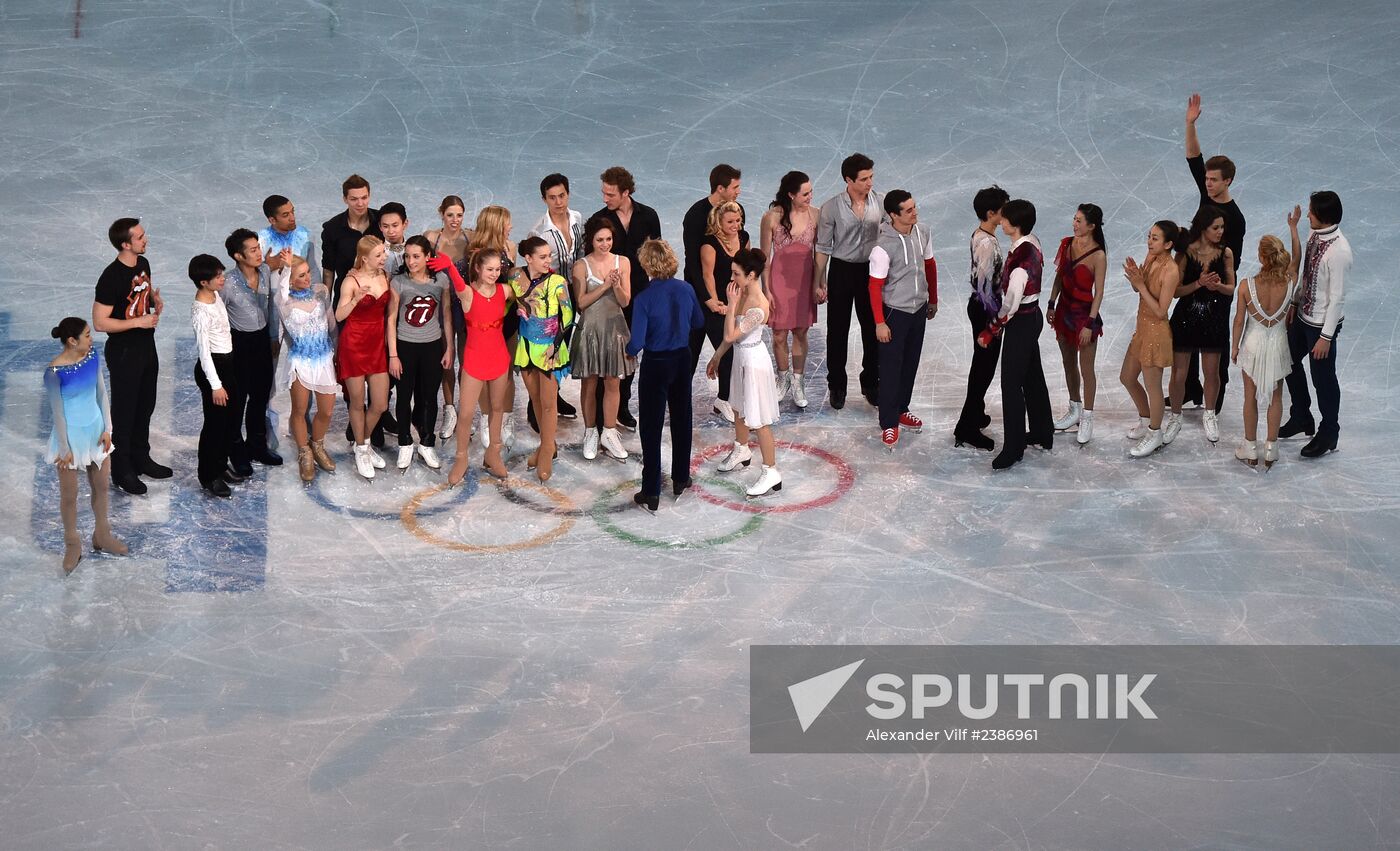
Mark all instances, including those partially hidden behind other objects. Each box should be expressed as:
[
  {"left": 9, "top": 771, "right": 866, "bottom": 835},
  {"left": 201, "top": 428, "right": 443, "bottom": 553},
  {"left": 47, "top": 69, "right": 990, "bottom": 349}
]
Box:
[
  {"left": 395, "top": 338, "right": 443, "bottom": 446},
  {"left": 689, "top": 303, "right": 733, "bottom": 402}
]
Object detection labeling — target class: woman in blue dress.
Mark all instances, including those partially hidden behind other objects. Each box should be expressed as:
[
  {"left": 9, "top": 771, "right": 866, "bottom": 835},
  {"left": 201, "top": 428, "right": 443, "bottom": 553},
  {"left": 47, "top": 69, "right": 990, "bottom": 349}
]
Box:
[{"left": 44, "top": 317, "right": 127, "bottom": 573}]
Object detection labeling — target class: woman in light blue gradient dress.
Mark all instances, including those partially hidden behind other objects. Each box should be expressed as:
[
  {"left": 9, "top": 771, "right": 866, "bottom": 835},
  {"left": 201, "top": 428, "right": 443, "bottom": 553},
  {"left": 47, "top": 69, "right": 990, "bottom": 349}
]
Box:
[{"left": 44, "top": 317, "right": 127, "bottom": 573}]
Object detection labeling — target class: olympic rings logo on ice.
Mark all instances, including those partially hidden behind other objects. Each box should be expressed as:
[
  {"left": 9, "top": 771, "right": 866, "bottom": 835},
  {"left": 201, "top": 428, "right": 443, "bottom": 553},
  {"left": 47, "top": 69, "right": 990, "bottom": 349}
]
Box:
[
  {"left": 305, "top": 466, "right": 476, "bottom": 520},
  {"left": 302, "top": 441, "right": 857, "bottom": 551},
  {"left": 401, "top": 475, "right": 576, "bottom": 554},
  {"left": 688, "top": 440, "right": 857, "bottom": 515},
  {"left": 590, "top": 477, "right": 764, "bottom": 550}
]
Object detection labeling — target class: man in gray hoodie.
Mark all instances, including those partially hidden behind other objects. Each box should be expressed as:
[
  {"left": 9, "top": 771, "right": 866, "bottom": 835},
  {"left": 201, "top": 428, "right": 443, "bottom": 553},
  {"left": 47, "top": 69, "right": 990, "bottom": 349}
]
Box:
[{"left": 868, "top": 190, "right": 938, "bottom": 449}]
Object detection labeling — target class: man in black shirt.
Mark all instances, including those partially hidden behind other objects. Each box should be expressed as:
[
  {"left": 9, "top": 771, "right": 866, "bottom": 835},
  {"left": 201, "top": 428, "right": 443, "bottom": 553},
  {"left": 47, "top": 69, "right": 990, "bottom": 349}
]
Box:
[
  {"left": 321, "top": 174, "right": 391, "bottom": 444},
  {"left": 1182, "top": 93, "right": 1245, "bottom": 412},
  {"left": 683, "top": 163, "right": 744, "bottom": 378},
  {"left": 92, "top": 217, "right": 171, "bottom": 495},
  {"left": 320, "top": 173, "right": 383, "bottom": 306},
  {"left": 591, "top": 166, "right": 662, "bottom": 429}
]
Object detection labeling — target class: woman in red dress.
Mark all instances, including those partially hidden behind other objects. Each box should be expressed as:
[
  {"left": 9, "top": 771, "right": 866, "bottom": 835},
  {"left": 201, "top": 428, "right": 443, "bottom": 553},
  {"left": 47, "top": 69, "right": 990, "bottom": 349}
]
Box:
[
  {"left": 335, "top": 235, "right": 392, "bottom": 479},
  {"left": 1046, "top": 204, "right": 1106, "bottom": 444},
  {"left": 428, "top": 248, "right": 512, "bottom": 486}
]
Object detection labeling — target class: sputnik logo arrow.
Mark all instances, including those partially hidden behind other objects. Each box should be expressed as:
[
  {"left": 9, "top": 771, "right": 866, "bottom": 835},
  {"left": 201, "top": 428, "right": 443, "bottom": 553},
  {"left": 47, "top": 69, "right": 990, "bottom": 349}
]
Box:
[{"left": 788, "top": 659, "right": 864, "bottom": 732}]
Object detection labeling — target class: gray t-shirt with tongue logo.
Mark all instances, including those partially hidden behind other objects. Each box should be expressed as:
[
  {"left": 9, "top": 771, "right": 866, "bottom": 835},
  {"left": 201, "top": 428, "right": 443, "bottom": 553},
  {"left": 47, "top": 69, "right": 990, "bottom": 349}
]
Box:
[{"left": 391, "top": 273, "right": 448, "bottom": 343}]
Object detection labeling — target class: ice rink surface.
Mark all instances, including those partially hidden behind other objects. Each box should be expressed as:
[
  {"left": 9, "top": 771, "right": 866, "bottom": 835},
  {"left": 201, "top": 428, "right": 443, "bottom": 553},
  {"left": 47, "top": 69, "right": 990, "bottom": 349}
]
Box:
[{"left": 3, "top": 0, "right": 1400, "bottom": 847}]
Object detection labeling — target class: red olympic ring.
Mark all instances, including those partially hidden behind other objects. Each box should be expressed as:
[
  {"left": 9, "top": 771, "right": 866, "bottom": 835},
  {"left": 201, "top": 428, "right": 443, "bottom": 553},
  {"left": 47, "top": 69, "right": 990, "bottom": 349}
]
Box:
[{"left": 688, "top": 440, "right": 856, "bottom": 515}]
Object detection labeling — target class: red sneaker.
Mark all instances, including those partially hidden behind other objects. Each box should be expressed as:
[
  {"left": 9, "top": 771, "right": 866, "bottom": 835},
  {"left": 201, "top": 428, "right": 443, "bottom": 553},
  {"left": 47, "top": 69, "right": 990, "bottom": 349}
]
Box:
[
  {"left": 898, "top": 411, "right": 923, "bottom": 433},
  {"left": 881, "top": 427, "right": 899, "bottom": 450}
]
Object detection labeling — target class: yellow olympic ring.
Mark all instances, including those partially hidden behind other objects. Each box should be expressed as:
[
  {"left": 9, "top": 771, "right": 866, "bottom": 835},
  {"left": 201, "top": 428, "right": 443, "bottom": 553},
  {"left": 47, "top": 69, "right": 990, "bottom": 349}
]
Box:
[{"left": 401, "top": 475, "right": 576, "bottom": 553}]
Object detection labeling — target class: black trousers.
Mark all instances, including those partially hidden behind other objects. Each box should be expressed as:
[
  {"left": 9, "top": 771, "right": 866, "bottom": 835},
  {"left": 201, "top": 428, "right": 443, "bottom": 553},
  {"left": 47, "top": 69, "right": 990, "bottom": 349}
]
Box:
[
  {"left": 826, "top": 257, "right": 879, "bottom": 398},
  {"left": 195, "top": 352, "right": 239, "bottom": 487},
  {"left": 396, "top": 338, "right": 443, "bottom": 446},
  {"left": 957, "top": 296, "right": 1001, "bottom": 433},
  {"left": 638, "top": 348, "right": 693, "bottom": 497},
  {"left": 617, "top": 301, "right": 636, "bottom": 416},
  {"left": 229, "top": 326, "right": 275, "bottom": 464},
  {"left": 1182, "top": 349, "right": 1230, "bottom": 413},
  {"left": 877, "top": 306, "right": 926, "bottom": 430},
  {"left": 998, "top": 309, "right": 1053, "bottom": 458},
  {"left": 688, "top": 303, "right": 733, "bottom": 402},
  {"left": 105, "top": 336, "right": 159, "bottom": 479},
  {"left": 1286, "top": 320, "right": 1342, "bottom": 440}
]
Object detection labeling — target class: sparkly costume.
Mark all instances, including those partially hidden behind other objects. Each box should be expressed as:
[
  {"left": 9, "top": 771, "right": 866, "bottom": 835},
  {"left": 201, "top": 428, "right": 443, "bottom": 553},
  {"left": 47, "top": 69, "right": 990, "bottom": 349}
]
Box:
[
  {"left": 1051, "top": 237, "right": 1103, "bottom": 347},
  {"left": 728, "top": 307, "right": 780, "bottom": 428},
  {"left": 571, "top": 255, "right": 635, "bottom": 379},
  {"left": 510, "top": 271, "right": 573, "bottom": 380},
  {"left": 276, "top": 282, "right": 339, "bottom": 395},
  {"left": 1171, "top": 248, "right": 1231, "bottom": 352},
  {"left": 44, "top": 349, "right": 114, "bottom": 470}
]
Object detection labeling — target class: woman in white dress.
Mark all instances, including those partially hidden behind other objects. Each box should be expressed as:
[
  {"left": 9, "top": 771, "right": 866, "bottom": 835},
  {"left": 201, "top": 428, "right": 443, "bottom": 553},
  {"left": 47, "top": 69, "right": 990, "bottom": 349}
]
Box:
[
  {"left": 275, "top": 256, "right": 340, "bottom": 481},
  {"left": 707, "top": 247, "right": 782, "bottom": 497},
  {"left": 1231, "top": 207, "right": 1302, "bottom": 469}
]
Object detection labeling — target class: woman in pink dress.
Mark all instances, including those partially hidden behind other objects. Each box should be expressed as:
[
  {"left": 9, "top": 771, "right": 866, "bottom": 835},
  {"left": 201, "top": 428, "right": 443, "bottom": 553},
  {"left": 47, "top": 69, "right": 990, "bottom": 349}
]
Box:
[{"left": 759, "top": 171, "right": 818, "bottom": 408}]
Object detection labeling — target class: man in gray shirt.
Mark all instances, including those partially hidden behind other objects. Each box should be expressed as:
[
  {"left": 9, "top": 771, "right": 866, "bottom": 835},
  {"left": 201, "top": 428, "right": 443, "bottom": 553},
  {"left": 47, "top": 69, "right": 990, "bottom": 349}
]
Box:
[
  {"left": 814, "top": 152, "right": 884, "bottom": 410},
  {"left": 222, "top": 228, "right": 281, "bottom": 471}
]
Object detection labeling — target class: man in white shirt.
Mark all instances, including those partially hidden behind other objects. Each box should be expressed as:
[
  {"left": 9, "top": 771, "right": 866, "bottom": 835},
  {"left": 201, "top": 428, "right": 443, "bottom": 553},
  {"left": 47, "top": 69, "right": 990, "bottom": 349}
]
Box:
[{"left": 1282, "top": 190, "right": 1351, "bottom": 458}]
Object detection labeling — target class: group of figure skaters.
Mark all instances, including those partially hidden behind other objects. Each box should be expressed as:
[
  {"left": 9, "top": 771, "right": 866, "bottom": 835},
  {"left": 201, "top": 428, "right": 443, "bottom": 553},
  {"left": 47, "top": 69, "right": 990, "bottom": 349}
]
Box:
[{"left": 44, "top": 95, "right": 1352, "bottom": 573}]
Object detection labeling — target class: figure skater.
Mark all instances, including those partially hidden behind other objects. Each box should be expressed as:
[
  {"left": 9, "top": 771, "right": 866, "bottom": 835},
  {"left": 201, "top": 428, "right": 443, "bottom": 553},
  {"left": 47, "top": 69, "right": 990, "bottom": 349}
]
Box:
[
  {"left": 570, "top": 216, "right": 633, "bottom": 462},
  {"left": 427, "top": 249, "right": 512, "bottom": 486},
  {"left": 334, "top": 236, "right": 391, "bottom": 479},
  {"left": 759, "top": 170, "right": 818, "bottom": 408},
  {"left": 954, "top": 185, "right": 1009, "bottom": 451},
  {"left": 1165, "top": 206, "right": 1236, "bottom": 444},
  {"left": 276, "top": 257, "right": 339, "bottom": 482},
  {"left": 977, "top": 199, "right": 1053, "bottom": 470},
  {"left": 423, "top": 194, "right": 471, "bottom": 440},
  {"left": 1120, "top": 223, "right": 1183, "bottom": 457},
  {"left": 44, "top": 317, "right": 127, "bottom": 573},
  {"left": 1047, "top": 204, "right": 1106, "bottom": 444},
  {"left": 388, "top": 236, "right": 453, "bottom": 471},
  {"left": 708, "top": 247, "right": 783, "bottom": 497},
  {"left": 189, "top": 254, "right": 241, "bottom": 497},
  {"left": 1232, "top": 208, "right": 1303, "bottom": 468},
  {"left": 511, "top": 236, "right": 573, "bottom": 482}
]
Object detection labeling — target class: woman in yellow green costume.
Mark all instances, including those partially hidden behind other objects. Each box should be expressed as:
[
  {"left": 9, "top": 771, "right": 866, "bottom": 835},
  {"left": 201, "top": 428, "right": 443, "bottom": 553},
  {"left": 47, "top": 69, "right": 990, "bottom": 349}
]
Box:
[{"left": 512, "top": 235, "right": 574, "bottom": 481}]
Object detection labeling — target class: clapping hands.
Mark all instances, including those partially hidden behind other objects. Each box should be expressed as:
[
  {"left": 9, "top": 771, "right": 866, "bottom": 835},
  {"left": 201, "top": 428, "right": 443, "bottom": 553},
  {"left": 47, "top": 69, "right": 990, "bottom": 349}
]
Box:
[{"left": 1123, "top": 257, "right": 1144, "bottom": 289}]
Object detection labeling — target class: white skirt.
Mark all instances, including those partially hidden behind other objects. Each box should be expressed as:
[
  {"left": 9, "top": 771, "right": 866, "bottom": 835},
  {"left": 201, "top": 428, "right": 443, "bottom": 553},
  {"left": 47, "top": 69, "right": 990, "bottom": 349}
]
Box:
[
  {"left": 1238, "top": 322, "right": 1290, "bottom": 405},
  {"left": 728, "top": 341, "right": 780, "bottom": 428}
]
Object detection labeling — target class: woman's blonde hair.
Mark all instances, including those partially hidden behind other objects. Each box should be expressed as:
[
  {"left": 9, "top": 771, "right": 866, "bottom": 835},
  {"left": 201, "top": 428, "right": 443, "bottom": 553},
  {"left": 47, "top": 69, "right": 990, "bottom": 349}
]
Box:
[
  {"left": 469, "top": 205, "right": 512, "bottom": 255},
  {"left": 1257, "top": 235, "right": 1290, "bottom": 283},
  {"left": 637, "top": 239, "right": 678, "bottom": 280},
  {"left": 353, "top": 235, "right": 384, "bottom": 269},
  {"left": 706, "top": 201, "right": 743, "bottom": 237}
]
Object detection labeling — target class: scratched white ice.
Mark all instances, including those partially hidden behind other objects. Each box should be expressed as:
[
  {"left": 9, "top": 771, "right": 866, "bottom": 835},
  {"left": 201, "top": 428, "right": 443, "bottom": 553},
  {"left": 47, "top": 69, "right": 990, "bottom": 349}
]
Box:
[{"left": 2, "top": 0, "right": 1399, "bottom": 848}]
